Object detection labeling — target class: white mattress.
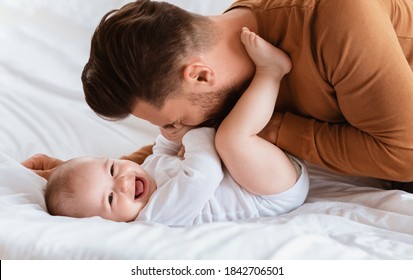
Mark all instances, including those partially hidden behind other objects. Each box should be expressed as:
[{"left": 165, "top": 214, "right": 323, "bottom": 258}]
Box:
[{"left": 1, "top": 0, "right": 413, "bottom": 260}]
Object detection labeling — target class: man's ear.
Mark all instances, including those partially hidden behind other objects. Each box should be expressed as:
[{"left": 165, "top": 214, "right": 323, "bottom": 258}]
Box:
[{"left": 183, "top": 62, "right": 215, "bottom": 86}]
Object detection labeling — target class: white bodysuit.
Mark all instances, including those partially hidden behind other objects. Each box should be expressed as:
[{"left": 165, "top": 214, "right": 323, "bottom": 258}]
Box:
[{"left": 136, "top": 127, "right": 309, "bottom": 227}]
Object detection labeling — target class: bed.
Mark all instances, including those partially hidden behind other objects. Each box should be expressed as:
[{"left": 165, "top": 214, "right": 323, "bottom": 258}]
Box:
[{"left": 1, "top": 0, "right": 413, "bottom": 260}]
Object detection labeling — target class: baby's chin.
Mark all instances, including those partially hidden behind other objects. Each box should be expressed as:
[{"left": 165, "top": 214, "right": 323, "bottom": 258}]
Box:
[
  {"left": 125, "top": 213, "right": 139, "bottom": 223},
  {"left": 127, "top": 210, "right": 142, "bottom": 223},
  {"left": 107, "top": 211, "right": 139, "bottom": 223},
  {"left": 128, "top": 214, "right": 139, "bottom": 223}
]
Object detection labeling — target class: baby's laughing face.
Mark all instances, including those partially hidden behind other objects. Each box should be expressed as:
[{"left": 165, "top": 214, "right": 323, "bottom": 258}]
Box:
[{"left": 65, "top": 157, "right": 156, "bottom": 222}]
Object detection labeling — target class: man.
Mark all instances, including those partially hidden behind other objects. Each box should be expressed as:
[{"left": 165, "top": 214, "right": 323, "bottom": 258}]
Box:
[{"left": 26, "top": 0, "right": 413, "bottom": 189}]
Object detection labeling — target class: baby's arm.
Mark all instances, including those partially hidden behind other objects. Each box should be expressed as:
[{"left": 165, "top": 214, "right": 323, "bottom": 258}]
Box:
[
  {"left": 138, "top": 128, "right": 224, "bottom": 226},
  {"left": 123, "top": 124, "right": 191, "bottom": 165},
  {"left": 216, "top": 28, "right": 297, "bottom": 195}
]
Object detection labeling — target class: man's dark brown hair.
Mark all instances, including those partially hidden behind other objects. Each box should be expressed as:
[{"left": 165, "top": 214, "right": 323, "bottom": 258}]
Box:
[{"left": 82, "top": 0, "right": 217, "bottom": 120}]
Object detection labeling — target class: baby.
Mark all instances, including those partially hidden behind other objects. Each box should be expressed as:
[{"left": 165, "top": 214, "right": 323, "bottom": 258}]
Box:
[{"left": 45, "top": 28, "right": 309, "bottom": 226}]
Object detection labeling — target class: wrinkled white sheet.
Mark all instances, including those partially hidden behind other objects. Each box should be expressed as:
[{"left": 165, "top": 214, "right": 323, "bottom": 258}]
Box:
[{"left": 1, "top": 0, "right": 413, "bottom": 260}]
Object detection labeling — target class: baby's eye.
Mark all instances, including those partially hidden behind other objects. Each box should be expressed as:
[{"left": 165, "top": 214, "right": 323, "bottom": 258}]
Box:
[
  {"left": 110, "top": 163, "right": 114, "bottom": 176},
  {"left": 108, "top": 192, "right": 113, "bottom": 205}
]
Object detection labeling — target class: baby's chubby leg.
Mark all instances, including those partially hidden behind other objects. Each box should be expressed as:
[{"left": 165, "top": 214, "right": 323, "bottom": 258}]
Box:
[{"left": 240, "top": 27, "right": 291, "bottom": 79}]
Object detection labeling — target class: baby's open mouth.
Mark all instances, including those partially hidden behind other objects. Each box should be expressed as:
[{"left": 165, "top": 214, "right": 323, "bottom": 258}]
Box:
[{"left": 134, "top": 177, "right": 145, "bottom": 200}]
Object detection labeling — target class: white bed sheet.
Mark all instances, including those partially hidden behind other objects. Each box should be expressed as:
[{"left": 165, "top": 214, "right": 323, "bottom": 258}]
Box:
[{"left": 1, "top": 0, "right": 413, "bottom": 260}]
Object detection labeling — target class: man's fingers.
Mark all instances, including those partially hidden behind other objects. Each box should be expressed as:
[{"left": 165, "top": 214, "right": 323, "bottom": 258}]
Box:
[
  {"left": 34, "top": 169, "right": 54, "bottom": 180},
  {"left": 21, "top": 158, "right": 36, "bottom": 169},
  {"left": 21, "top": 154, "right": 48, "bottom": 170},
  {"left": 21, "top": 154, "right": 63, "bottom": 171}
]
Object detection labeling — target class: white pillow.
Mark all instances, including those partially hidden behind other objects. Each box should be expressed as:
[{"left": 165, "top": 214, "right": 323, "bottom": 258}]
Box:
[
  {"left": 0, "top": 153, "right": 48, "bottom": 220},
  {"left": 1, "top": 0, "right": 234, "bottom": 31},
  {"left": 0, "top": 0, "right": 133, "bottom": 30}
]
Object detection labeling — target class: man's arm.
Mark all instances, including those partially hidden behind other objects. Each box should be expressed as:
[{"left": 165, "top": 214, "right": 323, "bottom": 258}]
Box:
[
  {"left": 22, "top": 144, "right": 155, "bottom": 180},
  {"left": 265, "top": 1, "right": 413, "bottom": 181},
  {"left": 121, "top": 144, "right": 154, "bottom": 164}
]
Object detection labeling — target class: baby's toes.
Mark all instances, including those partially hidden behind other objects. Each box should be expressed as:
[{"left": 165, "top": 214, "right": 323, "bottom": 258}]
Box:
[{"left": 241, "top": 29, "right": 250, "bottom": 44}]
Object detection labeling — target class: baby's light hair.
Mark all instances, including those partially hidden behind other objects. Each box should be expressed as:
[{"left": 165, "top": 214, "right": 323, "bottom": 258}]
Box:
[{"left": 45, "top": 160, "right": 82, "bottom": 218}]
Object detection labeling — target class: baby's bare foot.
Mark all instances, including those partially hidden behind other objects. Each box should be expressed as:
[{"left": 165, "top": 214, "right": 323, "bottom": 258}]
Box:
[{"left": 241, "top": 27, "right": 291, "bottom": 76}]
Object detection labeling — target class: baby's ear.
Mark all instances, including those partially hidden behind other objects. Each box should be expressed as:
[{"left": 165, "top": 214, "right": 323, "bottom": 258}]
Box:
[{"left": 121, "top": 144, "right": 154, "bottom": 164}]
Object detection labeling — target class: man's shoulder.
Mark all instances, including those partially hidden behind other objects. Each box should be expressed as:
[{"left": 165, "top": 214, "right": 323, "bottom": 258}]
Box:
[{"left": 227, "top": 0, "right": 318, "bottom": 12}]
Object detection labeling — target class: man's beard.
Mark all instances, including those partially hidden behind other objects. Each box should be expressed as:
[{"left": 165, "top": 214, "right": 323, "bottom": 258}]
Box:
[{"left": 191, "top": 79, "right": 252, "bottom": 129}]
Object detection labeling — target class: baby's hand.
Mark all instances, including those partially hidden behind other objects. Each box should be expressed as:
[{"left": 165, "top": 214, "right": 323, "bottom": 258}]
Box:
[
  {"left": 177, "top": 145, "right": 185, "bottom": 160},
  {"left": 159, "top": 124, "right": 193, "bottom": 145}
]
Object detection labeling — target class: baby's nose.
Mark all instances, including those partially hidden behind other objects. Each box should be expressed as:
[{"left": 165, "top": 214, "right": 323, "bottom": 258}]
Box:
[{"left": 115, "top": 176, "right": 130, "bottom": 193}]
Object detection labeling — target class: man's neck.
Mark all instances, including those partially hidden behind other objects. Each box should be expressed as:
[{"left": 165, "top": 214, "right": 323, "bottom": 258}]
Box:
[{"left": 207, "top": 8, "right": 257, "bottom": 92}]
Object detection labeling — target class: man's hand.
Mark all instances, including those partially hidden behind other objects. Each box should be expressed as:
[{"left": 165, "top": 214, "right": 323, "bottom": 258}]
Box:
[{"left": 21, "top": 154, "right": 64, "bottom": 180}]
